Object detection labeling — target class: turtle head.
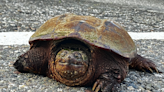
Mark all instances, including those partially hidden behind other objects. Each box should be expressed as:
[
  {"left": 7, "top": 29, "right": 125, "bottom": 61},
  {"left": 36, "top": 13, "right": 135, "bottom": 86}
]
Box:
[
  {"left": 49, "top": 39, "right": 93, "bottom": 86},
  {"left": 55, "top": 49, "right": 89, "bottom": 80}
]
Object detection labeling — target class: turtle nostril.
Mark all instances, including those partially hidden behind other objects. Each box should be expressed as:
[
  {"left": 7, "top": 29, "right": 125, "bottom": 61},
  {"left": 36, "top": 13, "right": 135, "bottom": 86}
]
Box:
[
  {"left": 68, "top": 56, "right": 71, "bottom": 59},
  {"left": 67, "top": 54, "right": 74, "bottom": 59}
]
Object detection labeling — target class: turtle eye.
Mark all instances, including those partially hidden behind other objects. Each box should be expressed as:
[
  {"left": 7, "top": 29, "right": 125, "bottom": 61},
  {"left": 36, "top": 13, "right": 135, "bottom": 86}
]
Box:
[
  {"left": 74, "top": 53, "right": 82, "bottom": 59},
  {"left": 60, "top": 51, "right": 68, "bottom": 57}
]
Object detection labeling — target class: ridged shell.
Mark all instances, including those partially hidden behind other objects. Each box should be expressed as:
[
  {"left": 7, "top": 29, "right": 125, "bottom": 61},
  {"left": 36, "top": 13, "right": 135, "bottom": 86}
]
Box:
[{"left": 29, "top": 14, "right": 136, "bottom": 58}]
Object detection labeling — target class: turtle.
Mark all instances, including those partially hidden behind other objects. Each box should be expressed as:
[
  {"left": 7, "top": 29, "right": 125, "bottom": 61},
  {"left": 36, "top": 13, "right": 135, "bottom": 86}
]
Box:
[{"left": 13, "top": 13, "right": 159, "bottom": 92}]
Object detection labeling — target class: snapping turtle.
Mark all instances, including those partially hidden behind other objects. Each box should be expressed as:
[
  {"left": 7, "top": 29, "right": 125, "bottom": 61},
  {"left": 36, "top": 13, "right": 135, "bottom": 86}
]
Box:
[{"left": 13, "top": 14, "right": 159, "bottom": 92}]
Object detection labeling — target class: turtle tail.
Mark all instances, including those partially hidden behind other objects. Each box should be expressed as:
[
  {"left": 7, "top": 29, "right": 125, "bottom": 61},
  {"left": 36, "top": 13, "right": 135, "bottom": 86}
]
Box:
[{"left": 129, "top": 54, "right": 160, "bottom": 73}]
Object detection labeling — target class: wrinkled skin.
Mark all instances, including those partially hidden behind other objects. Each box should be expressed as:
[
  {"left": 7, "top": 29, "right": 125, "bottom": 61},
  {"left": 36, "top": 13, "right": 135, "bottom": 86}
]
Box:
[
  {"left": 14, "top": 39, "right": 158, "bottom": 92},
  {"left": 55, "top": 49, "right": 89, "bottom": 80},
  {"left": 13, "top": 14, "right": 159, "bottom": 92}
]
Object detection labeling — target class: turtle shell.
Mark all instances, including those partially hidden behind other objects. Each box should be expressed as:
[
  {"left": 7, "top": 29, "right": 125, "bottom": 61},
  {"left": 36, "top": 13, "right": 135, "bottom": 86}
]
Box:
[{"left": 29, "top": 13, "right": 136, "bottom": 58}]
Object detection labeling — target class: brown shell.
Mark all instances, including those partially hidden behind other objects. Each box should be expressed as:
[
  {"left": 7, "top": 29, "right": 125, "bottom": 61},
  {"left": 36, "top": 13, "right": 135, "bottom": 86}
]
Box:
[{"left": 29, "top": 13, "right": 136, "bottom": 58}]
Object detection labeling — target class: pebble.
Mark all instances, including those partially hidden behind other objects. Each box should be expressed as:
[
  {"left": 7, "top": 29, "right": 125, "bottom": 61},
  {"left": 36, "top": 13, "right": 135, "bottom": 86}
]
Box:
[
  {"left": 138, "top": 86, "right": 144, "bottom": 91},
  {"left": 1, "top": 44, "right": 164, "bottom": 91},
  {"left": 127, "top": 86, "right": 134, "bottom": 90},
  {"left": 57, "top": 88, "right": 63, "bottom": 92},
  {"left": 161, "top": 88, "right": 164, "bottom": 92},
  {"left": 154, "top": 74, "right": 163, "bottom": 77},
  {"left": 146, "top": 84, "right": 152, "bottom": 90},
  {"left": 0, "top": 0, "right": 164, "bottom": 92},
  {"left": 1, "top": 41, "right": 164, "bottom": 92},
  {"left": 0, "top": 0, "right": 164, "bottom": 33}
]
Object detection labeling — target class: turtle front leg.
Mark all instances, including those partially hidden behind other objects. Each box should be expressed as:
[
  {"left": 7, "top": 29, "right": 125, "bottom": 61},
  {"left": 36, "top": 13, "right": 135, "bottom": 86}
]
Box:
[{"left": 92, "top": 70, "right": 123, "bottom": 92}]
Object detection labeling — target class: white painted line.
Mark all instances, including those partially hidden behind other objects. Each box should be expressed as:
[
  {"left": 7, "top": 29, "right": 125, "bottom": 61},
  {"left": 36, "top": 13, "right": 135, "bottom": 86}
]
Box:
[
  {"left": 128, "top": 32, "right": 164, "bottom": 40},
  {"left": 0, "top": 32, "right": 34, "bottom": 45},
  {"left": 0, "top": 32, "right": 164, "bottom": 45}
]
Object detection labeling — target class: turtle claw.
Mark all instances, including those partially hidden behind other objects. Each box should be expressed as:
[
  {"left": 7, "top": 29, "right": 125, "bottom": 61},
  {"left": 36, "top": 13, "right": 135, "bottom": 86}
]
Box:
[
  {"left": 92, "top": 81, "right": 97, "bottom": 91},
  {"left": 151, "top": 67, "right": 161, "bottom": 73},
  {"left": 145, "top": 61, "right": 160, "bottom": 73},
  {"left": 141, "top": 69, "right": 146, "bottom": 72},
  {"left": 142, "top": 64, "right": 160, "bottom": 73},
  {"left": 155, "top": 68, "right": 159, "bottom": 73},
  {"left": 148, "top": 67, "right": 153, "bottom": 73},
  {"left": 95, "top": 84, "right": 101, "bottom": 92},
  {"left": 92, "top": 80, "right": 101, "bottom": 92}
]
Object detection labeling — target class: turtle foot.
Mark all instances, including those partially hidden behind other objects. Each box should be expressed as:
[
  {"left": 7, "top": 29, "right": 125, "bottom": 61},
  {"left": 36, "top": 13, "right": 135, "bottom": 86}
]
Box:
[
  {"left": 130, "top": 54, "right": 161, "bottom": 73},
  {"left": 91, "top": 72, "right": 121, "bottom": 92},
  {"left": 92, "top": 79, "right": 120, "bottom": 92}
]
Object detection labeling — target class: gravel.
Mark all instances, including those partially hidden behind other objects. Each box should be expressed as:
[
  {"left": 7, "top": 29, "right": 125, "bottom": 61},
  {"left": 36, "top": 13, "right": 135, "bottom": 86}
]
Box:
[
  {"left": 0, "top": 0, "right": 164, "bottom": 32},
  {"left": 0, "top": 40, "right": 164, "bottom": 92},
  {"left": 0, "top": 0, "right": 164, "bottom": 92}
]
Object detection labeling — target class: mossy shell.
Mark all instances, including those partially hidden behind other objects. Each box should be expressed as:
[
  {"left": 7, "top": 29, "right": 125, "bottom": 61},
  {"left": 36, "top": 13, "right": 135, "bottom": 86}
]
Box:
[{"left": 29, "top": 14, "right": 136, "bottom": 58}]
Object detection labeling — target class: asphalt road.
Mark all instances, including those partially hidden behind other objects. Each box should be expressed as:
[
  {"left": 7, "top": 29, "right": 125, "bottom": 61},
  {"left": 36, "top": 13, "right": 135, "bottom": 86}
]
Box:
[
  {"left": 0, "top": 0, "right": 164, "bottom": 92},
  {"left": 89, "top": 0, "right": 164, "bottom": 12}
]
